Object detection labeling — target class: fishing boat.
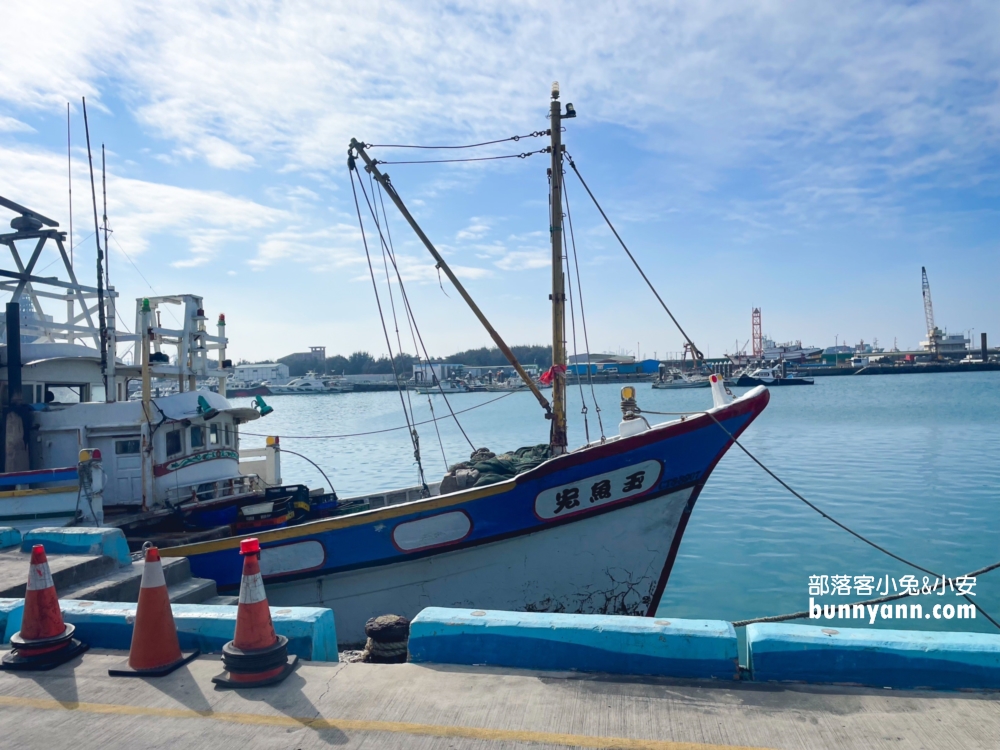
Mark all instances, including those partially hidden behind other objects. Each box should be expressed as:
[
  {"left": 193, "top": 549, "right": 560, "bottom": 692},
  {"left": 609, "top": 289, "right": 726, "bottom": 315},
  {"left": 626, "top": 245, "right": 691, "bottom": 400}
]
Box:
[
  {"left": 0, "top": 193, "right": 315, "bottom": 537},
  {"left": 735, "top": 365, "right": 814, "bottom": 386},
  {"left": 165, "top": 85, "right": 770, "bottom": 645},
  {"left": 652, "top": 367, "right": 710, "bottom": 389}
]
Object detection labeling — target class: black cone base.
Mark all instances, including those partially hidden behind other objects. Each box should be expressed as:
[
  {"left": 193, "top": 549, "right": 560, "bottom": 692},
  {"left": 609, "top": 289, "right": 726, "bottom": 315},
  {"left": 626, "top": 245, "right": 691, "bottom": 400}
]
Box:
[
  {"left": 108, "top": 649, "right": 200, "bottom": 678},
  {"left": 212, "top": 654, "right": 298, "bottom": 689},
  {"left": 1, "top": 639, "right": 88, "bottom": 671}
]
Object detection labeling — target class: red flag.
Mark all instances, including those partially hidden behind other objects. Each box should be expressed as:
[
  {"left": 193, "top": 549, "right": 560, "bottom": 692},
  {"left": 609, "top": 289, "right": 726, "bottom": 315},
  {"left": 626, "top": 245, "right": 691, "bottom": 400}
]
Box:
[{"left": 539, "top": 364, "right": 567, "bottom": 385}]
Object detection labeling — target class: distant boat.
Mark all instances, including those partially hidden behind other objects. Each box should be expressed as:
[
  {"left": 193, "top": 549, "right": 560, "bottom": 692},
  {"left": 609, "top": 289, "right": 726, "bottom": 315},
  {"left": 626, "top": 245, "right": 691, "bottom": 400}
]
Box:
[
  {"left": 268, "top": 372, "right": 354, "bottom": 394},
  {"left": 652, "top": 369, "right": 710, "bottom": 389},
  {"left": 762, "top": 337, "right": 822, "bottom": 362},
  {"left": 414, "top": 379, "right": 470, "bottom": 394},
  {"left": 226, "top": 382, "right": 272, "bottom": 398},
  {"left": 736, "top": 366, "right": 814, "bottom": 386}
]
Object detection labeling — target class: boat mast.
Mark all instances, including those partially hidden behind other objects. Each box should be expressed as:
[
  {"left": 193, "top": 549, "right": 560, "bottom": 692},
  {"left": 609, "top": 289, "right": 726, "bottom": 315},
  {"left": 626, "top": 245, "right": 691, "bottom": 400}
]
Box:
[{"left": 548, "top": 82, "right": 570, "bottom": 454}]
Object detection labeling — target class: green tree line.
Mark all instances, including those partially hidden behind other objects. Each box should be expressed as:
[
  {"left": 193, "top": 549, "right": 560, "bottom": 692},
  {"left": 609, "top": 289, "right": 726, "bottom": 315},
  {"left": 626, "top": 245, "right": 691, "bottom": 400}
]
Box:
[{"left": 270, "top": 345, "right": 552, "bottom": 378}]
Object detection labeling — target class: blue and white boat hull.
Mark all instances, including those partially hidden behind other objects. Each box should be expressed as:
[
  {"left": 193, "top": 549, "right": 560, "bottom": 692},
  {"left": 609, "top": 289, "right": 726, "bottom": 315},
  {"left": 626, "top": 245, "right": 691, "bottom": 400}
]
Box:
[{"left": 165, "top": 386, "right": 769, "bottom": 646}]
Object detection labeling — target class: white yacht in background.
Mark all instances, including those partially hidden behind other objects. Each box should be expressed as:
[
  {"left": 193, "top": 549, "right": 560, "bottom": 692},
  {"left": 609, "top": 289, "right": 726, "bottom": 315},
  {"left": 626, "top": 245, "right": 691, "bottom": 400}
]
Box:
[
  {"left": 414, "top": 379, "right": 471, "bottom": 394},
  {"left": 268, "top": 372, "right": 354, "bottom": 394},
  {"left": 652, "top": 368, "right": 710, "bottom": 389},
  {"left": 761, "top": 337, "right": 822, "bottom": 362}
]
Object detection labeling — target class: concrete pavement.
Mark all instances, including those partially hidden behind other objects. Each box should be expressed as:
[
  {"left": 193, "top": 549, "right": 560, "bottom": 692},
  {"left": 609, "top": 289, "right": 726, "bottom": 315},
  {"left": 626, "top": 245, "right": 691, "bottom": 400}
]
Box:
[{"left": 0, "top": 650, "right": 998, "bottom": 749}]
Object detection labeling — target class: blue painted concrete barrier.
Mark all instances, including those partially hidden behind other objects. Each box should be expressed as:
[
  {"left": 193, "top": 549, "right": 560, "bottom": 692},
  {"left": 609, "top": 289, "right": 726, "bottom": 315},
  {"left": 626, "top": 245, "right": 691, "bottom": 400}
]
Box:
[
  {"left": 0, "top": 528, "right": 21, "bottom": 551},
  {"left": 57, "top": 600, "right": 338, "bottom": 662},
  {"left": 747, "top": 623, "right": 1000, "bottom": 690},
  {"left": 409, "top": 608, "right": 739, "bottom": 679},
  {"left": 0, "top": 599, "right": 23, "bottom": 643},
  {"left": 22, "top": 527, "right": 131, "bottom": 566}
]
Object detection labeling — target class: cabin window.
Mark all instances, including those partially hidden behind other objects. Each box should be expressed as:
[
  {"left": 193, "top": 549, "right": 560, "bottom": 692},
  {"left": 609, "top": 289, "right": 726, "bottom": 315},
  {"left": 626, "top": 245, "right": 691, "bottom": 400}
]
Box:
[
  {"left": 115, "top": 440, "right": 140, "bottom": 455},
  {"left": 190, "top": 425, "right": 205, "bottom": 449},
  {"left": 44, "top": 384, "right": 88, "bottom": 404},
  {"left": 209, "top": 424, "right": 220, "bottom": 445},
  {"left": 166, "top": 429, "right": 183, "bottom": 457},
  {"left": 223, "top": 424, "right": 231, "bottom": 446}
]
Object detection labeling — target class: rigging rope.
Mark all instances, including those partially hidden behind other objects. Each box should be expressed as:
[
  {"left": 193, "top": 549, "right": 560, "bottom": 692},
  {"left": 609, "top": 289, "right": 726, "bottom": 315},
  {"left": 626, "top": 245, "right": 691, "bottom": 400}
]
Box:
[
  {"left": 241, "top": 389, "right": 518, "bottom": 439},
  {"left": 351, "top": 158, "right": 477, "bottom": 452},
  {"left": 558, "top": 176, "right": 589, "bottom": 444},
  {"left": 364, "top": 170, "right": 430, "bottom": 494},
  {"left": 562, "top": 176, "right": 604, "bottom": 441},
  {"left": 365, "top": 131, "right": 549, "bottom": 150},
  {"left": 565, "top": 152, "right": 704, "bottom": 362},
  {"left": 349, "top": 164, "right": 428, "bottom": 492},
  {"left": 374, "top": 177, "right": 450, "bottom": 472},
  {"left": 372, "top": 147, "right": 550, "bottom": 166}
]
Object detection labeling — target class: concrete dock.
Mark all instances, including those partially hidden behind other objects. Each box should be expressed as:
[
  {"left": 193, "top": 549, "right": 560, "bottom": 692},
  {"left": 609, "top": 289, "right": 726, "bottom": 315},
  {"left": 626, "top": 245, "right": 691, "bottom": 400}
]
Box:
[{"left": 1, "top": 651, "right": 997, "bottom": 750}]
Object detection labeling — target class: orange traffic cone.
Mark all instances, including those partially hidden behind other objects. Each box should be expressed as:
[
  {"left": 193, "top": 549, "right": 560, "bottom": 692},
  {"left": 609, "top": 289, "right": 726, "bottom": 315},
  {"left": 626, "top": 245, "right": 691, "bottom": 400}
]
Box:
[
  {"left": 212, "top": 537, "right": 297, "bottom": 688},
  {"left": 1, "top": 544, "right": 88, "bottom": 671},
  {"left": 109, "top": 545, "right": 199, "bottom": 677}
]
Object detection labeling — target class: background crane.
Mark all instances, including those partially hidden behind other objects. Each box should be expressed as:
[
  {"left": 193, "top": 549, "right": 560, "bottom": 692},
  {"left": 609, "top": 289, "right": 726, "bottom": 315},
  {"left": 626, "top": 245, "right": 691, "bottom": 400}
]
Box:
[{"left": 921, "top": 266, "right": 940, "bottom": 358}]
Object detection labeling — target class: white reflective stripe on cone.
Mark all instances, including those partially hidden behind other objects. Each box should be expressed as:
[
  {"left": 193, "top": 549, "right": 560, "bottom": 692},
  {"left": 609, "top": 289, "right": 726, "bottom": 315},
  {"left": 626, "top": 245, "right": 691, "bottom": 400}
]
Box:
[
  {"left": 140, "top": 559, "right": 167, "bottom": 589},
  {"left": 26, "top": 563, "right": 54, "bottom": 591},
  {"left": 238, "top": 572, "right": 267, "bottom": 604}
]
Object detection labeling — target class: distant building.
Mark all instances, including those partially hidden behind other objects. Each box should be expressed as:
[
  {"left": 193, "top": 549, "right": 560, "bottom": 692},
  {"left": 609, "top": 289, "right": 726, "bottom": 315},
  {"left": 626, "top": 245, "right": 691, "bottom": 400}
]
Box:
[
  {"left": 567, "top": 358, "right": 659, "bottom": 375},
  {"left": 568, "top": 353, "right": 635, "bottom": 365},
  {"left": 921, "top": 330, "right": 969, "bottom": 356},
  {"left": 411, "top": 362, "right": 541, "bottom": 382},
  {"left": 234, "top": 362, "right": 289, "bottom": 383}
]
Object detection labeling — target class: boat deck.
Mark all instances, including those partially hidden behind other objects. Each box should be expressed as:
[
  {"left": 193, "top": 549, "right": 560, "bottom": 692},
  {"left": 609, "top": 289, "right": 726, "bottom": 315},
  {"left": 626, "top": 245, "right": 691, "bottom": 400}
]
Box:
[{"left": 0, "top": 651, "right": 996, "bottom": 749}]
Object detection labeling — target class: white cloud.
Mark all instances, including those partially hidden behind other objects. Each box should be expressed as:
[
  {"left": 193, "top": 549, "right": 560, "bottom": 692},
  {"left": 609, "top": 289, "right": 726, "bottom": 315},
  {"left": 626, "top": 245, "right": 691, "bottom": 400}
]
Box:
[
  {"left": 456, "top": 218, "right": 491, "bottom": 241},
  {"left": 249, "top": 224, "right": 363, "bottom": 270},
  {"left": 0, "top": 145, "right": 287, "bottom": 269},
  {"left": 3, "top": 0, "right": 996, "bottom": 189},
  {"left": 0, "top": 116, "right": 33, "bottom": 133},
  {"left": 493, "top": 249, "right": 549, "bottom": 271}
]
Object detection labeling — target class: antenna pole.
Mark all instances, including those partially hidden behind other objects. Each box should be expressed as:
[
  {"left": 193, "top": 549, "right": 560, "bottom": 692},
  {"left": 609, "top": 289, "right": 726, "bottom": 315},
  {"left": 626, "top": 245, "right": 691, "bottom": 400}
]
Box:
[
  {"left": 67, "top": 103, "right": 73, "bottom": 268},
  {"left": 102, "top": 144, "right": 109, "bottom": 288},
  {"left": 82, "top": 97, "right": 109, "bottom": 392},
  {"left": 548, "top": 82, "right": 568, "bottom": 454}
]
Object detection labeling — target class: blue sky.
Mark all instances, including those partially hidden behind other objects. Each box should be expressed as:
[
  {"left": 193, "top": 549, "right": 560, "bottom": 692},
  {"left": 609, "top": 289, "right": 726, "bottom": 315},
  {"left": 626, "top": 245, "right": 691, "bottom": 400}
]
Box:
[{"left": 1, "top": 1, "right": 998, "bottom": 362}]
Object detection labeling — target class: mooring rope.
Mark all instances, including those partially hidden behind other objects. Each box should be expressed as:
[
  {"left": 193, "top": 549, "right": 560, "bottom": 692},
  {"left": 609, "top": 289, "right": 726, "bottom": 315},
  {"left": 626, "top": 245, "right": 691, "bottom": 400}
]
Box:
[
  {"left": 732, "top": 559, "right": 1000, "bottom": 627},
  {"left": 647, "top": 405, "right": 1000, "bottom": 630}
]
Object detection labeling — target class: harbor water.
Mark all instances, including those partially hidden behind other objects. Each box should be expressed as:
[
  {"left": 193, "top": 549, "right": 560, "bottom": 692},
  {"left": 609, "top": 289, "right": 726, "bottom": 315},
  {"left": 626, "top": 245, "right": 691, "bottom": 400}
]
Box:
[{"left": 240, "top": 371, "right": 1000, "bottom": 634}]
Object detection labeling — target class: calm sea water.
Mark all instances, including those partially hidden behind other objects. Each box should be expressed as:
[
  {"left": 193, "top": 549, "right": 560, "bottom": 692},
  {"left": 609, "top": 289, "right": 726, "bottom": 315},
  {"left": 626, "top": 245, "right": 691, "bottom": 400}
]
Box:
[{"left": 240, "top": 372, "right": 1000, "bottom": 634}]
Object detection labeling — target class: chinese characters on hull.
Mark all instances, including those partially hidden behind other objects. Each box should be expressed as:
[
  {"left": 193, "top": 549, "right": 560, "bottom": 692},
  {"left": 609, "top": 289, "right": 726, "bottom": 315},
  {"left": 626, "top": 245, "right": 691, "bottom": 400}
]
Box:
[{"left": 535, "top": 460, "right": 666, "bottom": 521}]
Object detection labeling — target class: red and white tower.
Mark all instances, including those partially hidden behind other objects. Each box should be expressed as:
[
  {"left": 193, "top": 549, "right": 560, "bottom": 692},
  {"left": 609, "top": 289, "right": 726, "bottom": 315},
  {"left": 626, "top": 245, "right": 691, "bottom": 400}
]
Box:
[{"left": 751, "top": 308, "right": 763, "bottom": 359}]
